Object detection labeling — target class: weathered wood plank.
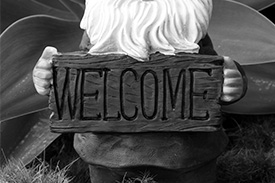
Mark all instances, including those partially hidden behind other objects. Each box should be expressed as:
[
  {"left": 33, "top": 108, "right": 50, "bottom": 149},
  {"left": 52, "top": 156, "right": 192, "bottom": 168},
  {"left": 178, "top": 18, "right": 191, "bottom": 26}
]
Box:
[{"left": 49, "top": 52, "right": 224, "bottom": 133}]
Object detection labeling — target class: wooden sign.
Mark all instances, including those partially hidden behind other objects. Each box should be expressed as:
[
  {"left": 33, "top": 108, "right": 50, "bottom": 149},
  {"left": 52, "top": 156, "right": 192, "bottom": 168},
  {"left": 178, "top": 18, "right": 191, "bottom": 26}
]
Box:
[{"left": 49, "top": 52, "right": 224, "bottom": 133}]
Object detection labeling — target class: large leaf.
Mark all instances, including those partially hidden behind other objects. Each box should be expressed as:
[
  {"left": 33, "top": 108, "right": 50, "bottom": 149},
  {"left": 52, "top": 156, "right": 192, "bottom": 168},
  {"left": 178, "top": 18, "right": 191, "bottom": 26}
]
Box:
[
  {"left": 211, "top": 0, "right": 275, "bottom": 64},
  {"left": 210, "top": 0, "right": 275, "bottom": 114},
  {"left": 0, "top": 110, "right": 60, "bottom": 165},
  {"left": 59, "top": 0, "right": 85, "bottom": 21},
  {"left": 0, "top": 0, "right": 84, "bottom": 32},
  {"left": 223, "top": 62, "right": 275, "bottom": 114},
  {"left": 0, "top": 15, "right": 83, "bottom": 122},
  {"left": 0, "top": 1, "right": 83, "bottom": 165},
  {"left": 0, "top": 15, "right": 82, "bottom": 165},
  {"left": 232, "top": 0, "right": 275, "bottom": 11}
]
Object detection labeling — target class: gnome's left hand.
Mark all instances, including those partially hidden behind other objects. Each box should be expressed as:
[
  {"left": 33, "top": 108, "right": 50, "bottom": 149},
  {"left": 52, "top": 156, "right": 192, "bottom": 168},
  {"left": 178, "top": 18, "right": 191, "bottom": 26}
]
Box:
[{"left": 221, "top": 56, "right": 247, "bottom": 103}]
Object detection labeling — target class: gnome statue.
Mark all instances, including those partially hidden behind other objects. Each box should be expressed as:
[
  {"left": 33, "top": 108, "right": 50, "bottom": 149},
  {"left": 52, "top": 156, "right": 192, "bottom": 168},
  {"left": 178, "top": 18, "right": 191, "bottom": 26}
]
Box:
[{"left": 33, "top": 0, "right": 246, "bottom": 182}]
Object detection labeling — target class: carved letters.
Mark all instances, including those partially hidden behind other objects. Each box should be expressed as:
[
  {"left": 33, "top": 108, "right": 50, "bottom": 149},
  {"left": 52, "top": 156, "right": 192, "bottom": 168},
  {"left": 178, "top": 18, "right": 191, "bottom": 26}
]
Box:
[{"left": 49, "top": 52, "right": 224, "bottom": 133}]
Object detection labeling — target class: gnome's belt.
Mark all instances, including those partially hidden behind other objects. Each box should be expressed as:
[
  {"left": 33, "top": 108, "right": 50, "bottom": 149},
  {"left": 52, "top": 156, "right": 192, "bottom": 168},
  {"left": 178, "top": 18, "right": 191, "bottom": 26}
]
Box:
[{"left": 49, "top": 52, "right": 224, "bottom": 133}]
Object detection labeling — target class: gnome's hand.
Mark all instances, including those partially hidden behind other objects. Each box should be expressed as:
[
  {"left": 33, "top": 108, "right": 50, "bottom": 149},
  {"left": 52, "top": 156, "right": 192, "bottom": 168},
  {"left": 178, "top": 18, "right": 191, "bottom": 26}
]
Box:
[
  {"left": 33, "top": 46, "right": 58, "bottom": 95},
  {"left": 221, "top": 56, "right": 247, "bottom": 104}
]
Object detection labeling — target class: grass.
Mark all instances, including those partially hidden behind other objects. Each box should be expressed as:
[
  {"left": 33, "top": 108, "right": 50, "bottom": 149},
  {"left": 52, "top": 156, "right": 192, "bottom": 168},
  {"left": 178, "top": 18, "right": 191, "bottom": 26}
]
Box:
[
  {"left": 0, "top": 159, "right": 70, "bottom": 183},
  {"left": 118, "top": 172, "right": 157, "bottom": 183},
  {"left": 1, "top": 114, "right": 275, "bottom": 183},
  {"left": 217, "top": 114, "right": 275, "bottom": 183}
]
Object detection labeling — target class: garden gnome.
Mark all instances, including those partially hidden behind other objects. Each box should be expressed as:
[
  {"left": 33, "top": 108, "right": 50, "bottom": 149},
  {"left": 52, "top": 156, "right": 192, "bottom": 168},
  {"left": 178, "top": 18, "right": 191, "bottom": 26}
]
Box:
[{"left": 33, "top": 0, "right": 246, "bottom": 182}]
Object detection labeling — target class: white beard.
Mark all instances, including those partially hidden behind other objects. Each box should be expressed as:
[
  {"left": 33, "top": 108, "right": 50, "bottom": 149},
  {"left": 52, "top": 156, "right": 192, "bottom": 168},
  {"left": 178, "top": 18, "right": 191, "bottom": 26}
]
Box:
[{"left": 80, "top": 0, "right": 212, "bottom": 61}]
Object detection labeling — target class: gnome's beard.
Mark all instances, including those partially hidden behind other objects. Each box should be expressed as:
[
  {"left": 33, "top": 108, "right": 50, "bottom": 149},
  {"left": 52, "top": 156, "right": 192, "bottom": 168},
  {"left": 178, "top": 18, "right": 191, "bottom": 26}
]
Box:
[{"left": 80, "top": 0, "right": 212, "bottom": 61}]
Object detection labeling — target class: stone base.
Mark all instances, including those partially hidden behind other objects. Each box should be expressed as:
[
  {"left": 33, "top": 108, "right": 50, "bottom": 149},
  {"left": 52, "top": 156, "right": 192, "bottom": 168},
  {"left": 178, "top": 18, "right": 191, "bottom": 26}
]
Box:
[
  {"left": 74, "top": 130, "right": 228, "bottom": 183},
  {"left": 88, "top": 159, "right": 217, "bottom": 183}
]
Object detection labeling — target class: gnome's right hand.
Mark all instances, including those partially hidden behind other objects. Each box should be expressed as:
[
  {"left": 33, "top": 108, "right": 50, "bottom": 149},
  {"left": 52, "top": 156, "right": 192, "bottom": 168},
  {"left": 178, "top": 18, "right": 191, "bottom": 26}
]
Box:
[{"left": 33, "top": 46, "right": 58, "bottom": 95}]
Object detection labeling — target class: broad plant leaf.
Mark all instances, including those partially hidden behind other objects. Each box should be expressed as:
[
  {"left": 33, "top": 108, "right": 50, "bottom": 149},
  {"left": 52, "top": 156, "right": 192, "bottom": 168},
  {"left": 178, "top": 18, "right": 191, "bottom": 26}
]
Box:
[
  {"left": 0, "top": 0, "right": 84, "bottom": 32},
  {"left": 232, "top": 0, "right": 275, "bottom": 11},
  {"left": 59, "top": 0, "right": 85, "bottom": 20},
  {"left": 223, "top": 62, "right": 275, "bottom": 114},
  {"left": 210, "top": 0, "right": 275, "bottom": 114},
  {"left": 0, "top": 15, "right": 82, "bottom": 165},
  {"left": 0, "top": 110, "right": 60, "bottom": 165},
  {"left": 211, "top": 0, "right": 275, "bottom": 64},
  {"left": 0, "top": 15, "right": 83, "bottom": 122}
]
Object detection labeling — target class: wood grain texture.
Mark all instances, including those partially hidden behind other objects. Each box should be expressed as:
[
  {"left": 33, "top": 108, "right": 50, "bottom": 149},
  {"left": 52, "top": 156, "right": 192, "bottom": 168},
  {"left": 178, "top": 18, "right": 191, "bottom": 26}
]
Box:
[{"left": 49, "top": 52, "right": 224, "bottom": 133}]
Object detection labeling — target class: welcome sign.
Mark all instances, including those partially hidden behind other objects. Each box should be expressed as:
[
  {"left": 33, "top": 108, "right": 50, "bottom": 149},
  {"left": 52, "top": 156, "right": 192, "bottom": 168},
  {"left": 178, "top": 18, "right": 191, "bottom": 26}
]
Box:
[{"left": 49, "top": 52, "right": 224, "bottom": 133}]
